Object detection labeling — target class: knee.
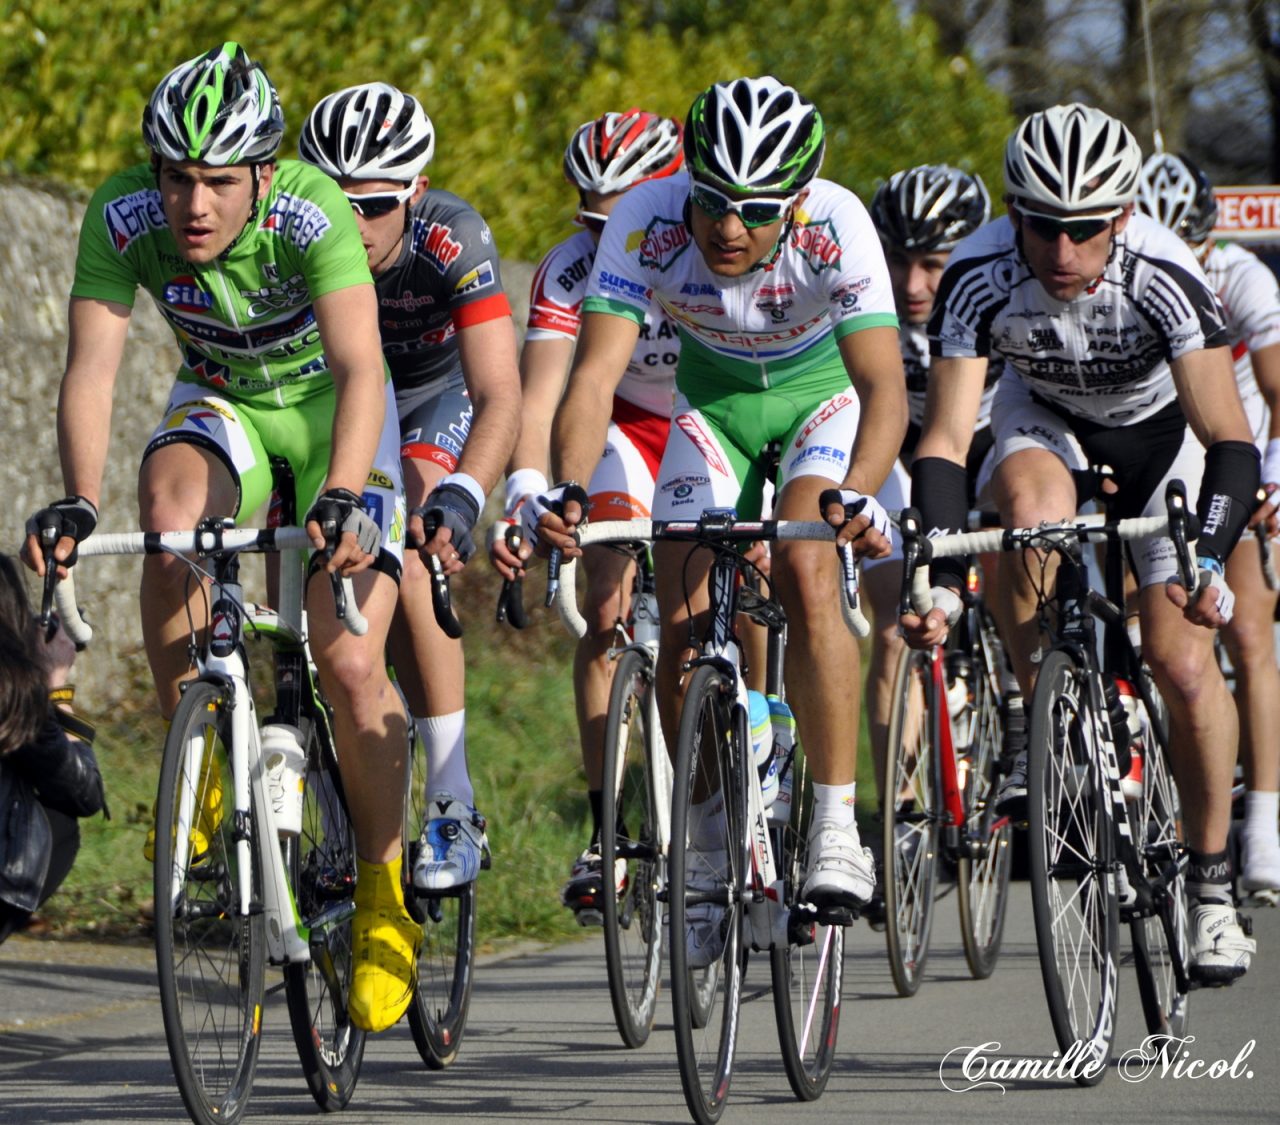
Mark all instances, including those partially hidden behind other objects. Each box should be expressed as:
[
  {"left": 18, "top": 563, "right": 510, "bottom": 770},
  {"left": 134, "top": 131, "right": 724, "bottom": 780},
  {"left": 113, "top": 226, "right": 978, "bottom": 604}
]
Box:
[
  {"left": 317, "top": 642, "right": 386, "bottom": 706},
  {"left": 773, "top": 542, "right": 834, "bottom": 617},
  {"left": 1146, "top": 646, "right": 1217, "bottom": 707}
]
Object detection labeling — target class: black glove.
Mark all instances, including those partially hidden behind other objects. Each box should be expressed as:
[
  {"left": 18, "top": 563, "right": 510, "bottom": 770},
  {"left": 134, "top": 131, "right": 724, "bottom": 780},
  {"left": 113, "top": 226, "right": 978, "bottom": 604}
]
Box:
[
  {"left": 27, "top": 496, "right": 99, "bottom": 567},
  {"left": 414, "top": 482, "right": 481, "bottom": 562},
  {"left": 305, "top": 488, "right": 381, "bottom": 557}
]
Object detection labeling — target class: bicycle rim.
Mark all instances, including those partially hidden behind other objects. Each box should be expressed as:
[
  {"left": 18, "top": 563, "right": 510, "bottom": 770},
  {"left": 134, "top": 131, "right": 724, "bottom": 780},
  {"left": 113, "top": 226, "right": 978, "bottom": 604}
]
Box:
[
  {"left": 153, "top": 680, "right": 265, "bottom": 1125},
  {"left": 283, "top": 721, "right": 366, "bottom": 1108},
  {"left": 957, "top": 611, "right": 1013, "bottom": 979},
  {"left": 601, "top": 648, "right": 663, "bottom": 1048},
  {"left": 771, "top": 748, "right": 843, "bottom": 1101},
  {"left": 1027, "top": 650, "right": 1118, "bottom": 1086},
  {"left": 668, "top": 664, "right": 745, "bottom": 1125},
  {"left": 882, "top": 646, "right": 940, "bottom": 997},
  {"left": 404, "top": 729, "right": 476, "bottom": 1069}
]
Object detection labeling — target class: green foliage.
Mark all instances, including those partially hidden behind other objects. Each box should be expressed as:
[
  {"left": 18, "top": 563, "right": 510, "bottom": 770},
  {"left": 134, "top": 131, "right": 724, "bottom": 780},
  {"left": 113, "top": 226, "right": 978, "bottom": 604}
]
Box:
[{"left": 2, "top": 0, "right": 1011, "bottom": 260}]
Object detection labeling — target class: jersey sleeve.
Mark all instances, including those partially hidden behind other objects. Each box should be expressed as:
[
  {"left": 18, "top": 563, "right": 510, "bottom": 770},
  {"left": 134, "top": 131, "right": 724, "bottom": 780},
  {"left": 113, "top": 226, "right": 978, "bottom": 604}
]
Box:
[
  {"left": 1134, "top": 234, "right": 1230, "bottom": 361},
  {"left": 582, "top": 191, "right": 655, "bottom": 327},
  {"left": 69, "top": 172, "right": 151, "bottom": 307},
  {"left": 282, "top": 172, "right": 374, "bottom": 299},
  {"left": 814, "top": 189, "right": 898, "bottom": 339},
  {"left": 525, "top": 237, "right": 591, "bottom": 341},
  {"left": 435, "top": 205, "right": 512, "bottom": 330},
  {"left": 1225, "top": 249, "right": 1280, "bottom": 355}
]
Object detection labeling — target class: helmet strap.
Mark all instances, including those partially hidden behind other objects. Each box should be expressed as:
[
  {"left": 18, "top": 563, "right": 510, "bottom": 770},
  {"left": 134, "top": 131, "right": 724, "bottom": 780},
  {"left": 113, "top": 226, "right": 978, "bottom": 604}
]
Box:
[{"left": 219, "top": 163, "right": 266, "bottom": 261}]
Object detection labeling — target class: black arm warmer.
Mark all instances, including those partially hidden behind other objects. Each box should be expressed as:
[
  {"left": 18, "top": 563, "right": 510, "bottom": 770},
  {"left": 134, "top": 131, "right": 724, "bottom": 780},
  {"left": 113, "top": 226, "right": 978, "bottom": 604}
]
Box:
[
  {"left": 1195, "top": 440, "right": 1261, "bottom": 565},
  {"left": 910, "top": 456, "right": 969, "bottom": 589}
]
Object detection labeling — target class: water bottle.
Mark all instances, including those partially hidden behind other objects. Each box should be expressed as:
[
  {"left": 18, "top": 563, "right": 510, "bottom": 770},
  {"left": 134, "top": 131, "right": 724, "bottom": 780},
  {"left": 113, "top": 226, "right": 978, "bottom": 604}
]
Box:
[
  {"left": 263, "top": 723, "right": 307, "bottom": 837},
  {"left": 1114, "top": 678, "right": 1145, "bottom": 800},
  {"left": 748, "top": 690, "right": 777, "bottom": 808},
  {"left": 766, "top": 695, "right": 796, "bottom": 826}
]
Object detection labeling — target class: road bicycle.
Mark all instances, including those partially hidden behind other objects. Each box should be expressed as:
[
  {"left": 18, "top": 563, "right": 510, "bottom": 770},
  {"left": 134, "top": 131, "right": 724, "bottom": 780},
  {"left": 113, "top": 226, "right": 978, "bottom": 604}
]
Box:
[
  {"left": 882, "top": 547, "right": 1014, "bottom": 996},
  {"left": 899, "top": 482, "right": 1195, "bottom": 1083},
  {"left": 44, "top": 520, "right": 366, "bottom": 1125},
  {"left": 553, "top": 510, "right": 867, "bottom": 1124}
]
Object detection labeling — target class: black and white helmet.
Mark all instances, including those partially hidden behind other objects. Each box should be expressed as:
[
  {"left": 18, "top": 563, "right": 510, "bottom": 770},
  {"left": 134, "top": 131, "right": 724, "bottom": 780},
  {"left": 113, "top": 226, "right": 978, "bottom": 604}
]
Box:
[
  {"left": 1004, "top": 103, "right": 1141, "bottom": 212},
  {"left": 563, "top": 109, "right": 684, "bottom": 195},
  {"left": 684, "top": 76, "right": 825, "bottom": 193},
  {"left": 871, "top": 165, "right": 991, "bottom": 253},
  {"left": 1137, "top": 152, "right": 1218, "bottom": 244},
  {"left": 298, "top": 82, "right": 435, "bottom": 182}
]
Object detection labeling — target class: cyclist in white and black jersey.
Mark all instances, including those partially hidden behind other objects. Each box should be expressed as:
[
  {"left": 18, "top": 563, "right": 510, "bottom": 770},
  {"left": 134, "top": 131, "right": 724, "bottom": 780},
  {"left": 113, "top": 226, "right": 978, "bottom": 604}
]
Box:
[
  {"left": 537, "top": 78, "right": 907, "bottom": 956},
  {"left": 1140, "top": 151, "right": 1280, "bottom": 900},
  {"left": 905, "top": 104, "right": 1258, "bottom": 983},
  {"left": 299, "top": 83, "right": 521, "bottom": 901},
  {"left": 486, "top": 110, "right": 685, "bottom": 923}
]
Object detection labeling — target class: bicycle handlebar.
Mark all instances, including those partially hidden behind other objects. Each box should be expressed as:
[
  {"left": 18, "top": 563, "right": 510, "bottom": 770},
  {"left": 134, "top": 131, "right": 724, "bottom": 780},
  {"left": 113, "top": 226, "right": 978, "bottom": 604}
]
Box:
[
  {"left": 547, "top": 517, "right": 870, "bottom": 640},
  {"left": 48, "top": 526, "right": 367, "bottom": 645}
]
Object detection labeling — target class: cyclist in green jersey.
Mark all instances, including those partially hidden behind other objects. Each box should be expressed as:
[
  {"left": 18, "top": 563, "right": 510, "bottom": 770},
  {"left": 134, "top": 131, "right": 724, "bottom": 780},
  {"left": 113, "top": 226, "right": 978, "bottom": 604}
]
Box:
[{"left": 23, "top": 43, "right": 421, "bottom": 1033}]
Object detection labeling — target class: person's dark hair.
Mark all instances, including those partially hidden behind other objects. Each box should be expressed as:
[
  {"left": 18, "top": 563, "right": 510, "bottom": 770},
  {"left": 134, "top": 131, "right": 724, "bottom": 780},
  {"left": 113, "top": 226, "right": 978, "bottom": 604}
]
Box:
[{"left": 0, "top": 553, "right": 47, "bottom": 756}]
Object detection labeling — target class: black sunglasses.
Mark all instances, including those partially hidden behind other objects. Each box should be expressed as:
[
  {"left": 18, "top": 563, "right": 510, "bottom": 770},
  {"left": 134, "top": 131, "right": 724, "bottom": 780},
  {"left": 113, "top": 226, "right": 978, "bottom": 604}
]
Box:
[{"left": 1017, "top": 205, "right": 1122, "bottom": 245}]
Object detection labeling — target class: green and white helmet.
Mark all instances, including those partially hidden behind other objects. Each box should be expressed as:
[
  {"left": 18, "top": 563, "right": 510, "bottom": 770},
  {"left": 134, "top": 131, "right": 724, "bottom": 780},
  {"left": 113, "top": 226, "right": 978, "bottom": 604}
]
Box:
[
  {"left": 142, "top": 42, "right": 284, "bottom": 165},
  {"left": 684, "top": 76, "right": 825, "bottom": 194}
]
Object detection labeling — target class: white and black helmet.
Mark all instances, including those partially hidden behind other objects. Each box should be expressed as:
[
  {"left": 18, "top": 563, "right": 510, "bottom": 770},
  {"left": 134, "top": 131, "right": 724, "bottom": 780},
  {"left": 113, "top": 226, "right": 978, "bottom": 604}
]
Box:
[
  {"left": 871, "top": 165, "right": 991, "bottom": 253},
  {"left": 298, "top": 82, "right": 435, "bottom": 182},
  {"left": 143, "top": 42, "right": 284, "bottom": 165},
  {"left": 1004, "top": 103, "right": 1141, "bottom": 212},
  {"left": 563, "top": 109, "right": 684, "bottom": 195},
  {"left": 1137, "top": 152, "right": 1218, "bottom": 244},
  {"left": 684, "top": 76, "right": 825, "bottom": 193}
]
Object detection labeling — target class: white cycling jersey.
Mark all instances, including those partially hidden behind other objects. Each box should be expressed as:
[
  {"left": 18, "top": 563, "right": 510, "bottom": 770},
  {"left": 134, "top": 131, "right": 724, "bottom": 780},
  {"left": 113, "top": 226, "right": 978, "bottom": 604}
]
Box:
[
  {"left": 930, "top": 213, "right": 1229, "bottom": 425},
  {"left": 525, "top": 227, "right": 679, "bottom": 418},
  {"left": 902, "top": 321, "right": 997, "bottom": 431},
  {"left": 584, "top": 176, "right": 897, "bottom": 390}
]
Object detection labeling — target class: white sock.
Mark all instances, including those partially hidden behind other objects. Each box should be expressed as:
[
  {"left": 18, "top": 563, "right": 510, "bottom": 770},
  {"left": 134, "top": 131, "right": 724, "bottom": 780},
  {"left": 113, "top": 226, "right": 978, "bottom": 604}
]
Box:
[
  {"left": 812, "top": 782, "right": 857, "bottom": 829},
  {"left": 418, "top": 710, "right": 473, "bottom": 807},
  {"left": 688, "top": 794, "right": 727, "bottom": 850},
  {"left": 1244, "top": 790, "right": 1280, "bottom": 848}
]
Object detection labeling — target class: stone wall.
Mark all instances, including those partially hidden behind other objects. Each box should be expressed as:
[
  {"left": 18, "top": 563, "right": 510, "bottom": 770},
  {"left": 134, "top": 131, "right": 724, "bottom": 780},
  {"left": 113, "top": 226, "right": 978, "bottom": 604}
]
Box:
[{"left": 0, "top": 179, "right": 533, "bottom": 706}]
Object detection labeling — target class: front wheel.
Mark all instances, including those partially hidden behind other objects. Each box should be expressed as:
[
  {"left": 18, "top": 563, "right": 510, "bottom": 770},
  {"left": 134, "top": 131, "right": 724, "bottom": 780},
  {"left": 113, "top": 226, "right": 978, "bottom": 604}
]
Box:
[
  {"left": 668, "top": 664, "right": 746, "bottom": 1125},
  {"left": 154, "top": 679, "right": 265, "bottom": 1125},
  {"left": 601, "top": 647, "right": 663, "bottom": 1048},
  {"left": 1026, "top": 650, "right": 1118, "bottom": 1086}
]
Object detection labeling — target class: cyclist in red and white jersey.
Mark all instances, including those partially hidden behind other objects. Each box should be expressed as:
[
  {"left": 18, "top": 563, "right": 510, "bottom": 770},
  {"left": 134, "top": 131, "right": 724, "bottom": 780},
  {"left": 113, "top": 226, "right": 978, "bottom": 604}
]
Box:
[
  {"left": 1139, "top": 151, "right": 1280, "bottom": 900},
  {"left": 488, "top": 110, "right": 684, "bottom": 922},
  {"left": 907, "top": 104, "right": 1258, "bottom": 983},
  {"left": 537, "top": 77, "right": 907, "bottom": 962}
]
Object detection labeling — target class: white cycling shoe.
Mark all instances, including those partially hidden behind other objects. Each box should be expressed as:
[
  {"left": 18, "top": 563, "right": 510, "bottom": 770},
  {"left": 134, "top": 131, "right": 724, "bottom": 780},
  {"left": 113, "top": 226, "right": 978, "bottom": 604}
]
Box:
[
  {"left": 1188, "top": 902, "right": 1255, "bottom": 986},
  {"left": 683, "top": 847, "right": 729, "bottom": 970},
  {"left": 412, "top": 794, "right": 489, "bottom": 892},
  {"left": 802, "top": 819, "right": 875, "bottom": 909}
]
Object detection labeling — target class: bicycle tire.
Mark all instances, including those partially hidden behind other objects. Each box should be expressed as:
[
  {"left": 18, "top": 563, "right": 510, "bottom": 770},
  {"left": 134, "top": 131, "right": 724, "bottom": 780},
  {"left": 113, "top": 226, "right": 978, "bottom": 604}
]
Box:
[
  {"left": 1128, "top": 676, "right": 1190, "bottom": 1057},
  {"left": 600, "top": 647, "right": 663, "bottom": 1048},
  {"left": 404, "top": 727, "right": 477, "bottom": 1069},
  {"left": 1026, "top": 649, "right": 1118, "bottom": 1086},
  {"left": 882, "top": 645, "right": 940, "bottom": 997},
  {"left": 283, "top": 716, "right": 367, "bottom": 1108},
  {"left": 153, "top": 679, "right": 265, "bottom": 1125},
  {"left": 668, "top": 663, "right": 746, "bottom": 1125},
  {"left": 956, "top": 608, "right": 1013, "bottom": 979},
  {"left": 770, "top": 747, "right": 843, "bottom": 1100}
]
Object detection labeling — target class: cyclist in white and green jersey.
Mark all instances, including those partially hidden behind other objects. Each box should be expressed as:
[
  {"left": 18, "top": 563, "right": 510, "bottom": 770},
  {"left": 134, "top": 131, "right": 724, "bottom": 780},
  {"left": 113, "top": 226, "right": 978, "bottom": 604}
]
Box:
[
  {"left": 536, "top": 77, "right": 907, "bottom": 963},
  {"left": 23, "top": 43, "right": 419, "bottom": 1034}
]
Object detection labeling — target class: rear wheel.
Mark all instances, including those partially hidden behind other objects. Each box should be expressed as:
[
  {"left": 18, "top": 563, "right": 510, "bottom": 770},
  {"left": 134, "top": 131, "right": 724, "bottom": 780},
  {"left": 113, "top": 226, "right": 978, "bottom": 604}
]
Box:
[
  {"left": 600, "top": 647, "right": 663, "bottom": 1048},
  {"left": 668, "top": 664, "right": 745, "bottom": 1125},
  {"left": 882, "top": 645, "right": 940, "bottom": 997},
  {"left": 154, "top": 679, "right": 265, "bottom": 1125},
  {"left": 283, "top": 715, "right": 366, "bottom": 1108},
  {"left": 1026, "top": 650, "right": 1118, "bottom": 1086}
]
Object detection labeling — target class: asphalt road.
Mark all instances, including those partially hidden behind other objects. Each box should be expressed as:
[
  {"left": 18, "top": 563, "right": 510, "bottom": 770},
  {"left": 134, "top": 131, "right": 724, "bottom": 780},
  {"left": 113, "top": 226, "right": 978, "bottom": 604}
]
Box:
[{"left": 2, "top": 881, "right": 1278, "bottom": 1124}]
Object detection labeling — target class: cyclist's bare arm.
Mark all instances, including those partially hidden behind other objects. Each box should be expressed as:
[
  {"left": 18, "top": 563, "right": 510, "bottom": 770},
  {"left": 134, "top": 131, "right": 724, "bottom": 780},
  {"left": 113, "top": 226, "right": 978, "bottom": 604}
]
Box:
[
  {"left": 1171, "top": 345, "right": 1253, "bottom": 449},
  {"left": 25, "top": 296, "right": 132, "bottom": 576},
  {"left": 547, "top": 310, "right": 641, "bottom": 553},
  {"left": 311, "top": 282, "right": 386, "bottom": 573},
  {"left": 411, "top": 315, "right": 522, "bottom": 558},
  {"left": 1252, "top": 341, "right": 1280, "bottom": 532}
]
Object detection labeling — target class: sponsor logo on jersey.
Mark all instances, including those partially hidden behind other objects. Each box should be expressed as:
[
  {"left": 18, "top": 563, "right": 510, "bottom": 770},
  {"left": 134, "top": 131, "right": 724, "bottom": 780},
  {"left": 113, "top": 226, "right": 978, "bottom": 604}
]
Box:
[
  {"left": 261, "top": 193, "right": 332, "bottom": 252},
  {"left": 556, "top": 253, "right": 593, "bottom": 293},
  {"left": 242, "top": 273, "right": 309, "bottom": 318},
  {"left": 382, "top": 290, "right": 436, "bottom": 311},
  {"left": 793, "top": 393, "right": 853, "bottom": 448},
  {"left": 757, "top": 283, "right": 796, "bottom": 298},
  {"left": 791, "top": 443, "right": 848, "bottom": 467},
  {"left": 454, "top": 259, "right": 495, "bottom": 296},
  {"left": 660, "top": 473, "right": 711, "bottom": 498},
  {"left": 598, "top": 270, "right": 651, "bottom": 302},
  {"left": 417, "top": 221, "right": 463, "bottom": 272},
  {"left": 366, "top": 469, "right": 396, "bottom": 491},
  {"left": 675, "top": 414, "right": 730, "bottom": 476},
  {"left": 104, "top": 189, "right": 167, "bottom": 253},
  {"left": 162, "top": 405, "right": 225, "bottom": 435},
  {"left": 180, "top": 345, "right": 231, "bottom": 388},
  {"left": 670, "top": 301, "right": 725, "bottom": 315},
  {"left": 681, "top": 282, "right": 721, "bottom": 297},
  {"left": 1029, "top": 328, "right": 1064, "bottom": 351},
  {"left": 633, "top": 217, "right": 692, "bottom": 271},
  {"left": 790, "top": 219, "right": 842, "bottom": 274},
  {"left": 163, "top": 276, "right": 213, "bottom": 313}
]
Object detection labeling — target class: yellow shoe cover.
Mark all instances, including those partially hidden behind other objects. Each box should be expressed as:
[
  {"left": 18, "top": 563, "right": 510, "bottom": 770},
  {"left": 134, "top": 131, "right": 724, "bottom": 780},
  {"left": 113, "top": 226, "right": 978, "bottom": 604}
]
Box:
[
  {"left": 349, "top": 854, "right": 421, "bottom": 1033},
  {"left": 144, "top": 726, "right": 224, "bottom": 862}
]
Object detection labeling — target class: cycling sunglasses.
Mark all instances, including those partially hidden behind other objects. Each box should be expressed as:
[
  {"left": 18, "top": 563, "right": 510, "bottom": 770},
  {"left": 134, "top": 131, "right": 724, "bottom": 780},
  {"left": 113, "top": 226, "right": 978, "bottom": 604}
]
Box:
[
  {"left": 576, "top": 209, "right": 609, "bottom": 234},
  {"left": 1016, "top": 205, "right": 1123, "bottom": 244},
  {"left": 690, "top": 180, "right": 796, "bottom": 228},
  {"left": 344, "top": 183, "right": 415, "bottom": 219}
]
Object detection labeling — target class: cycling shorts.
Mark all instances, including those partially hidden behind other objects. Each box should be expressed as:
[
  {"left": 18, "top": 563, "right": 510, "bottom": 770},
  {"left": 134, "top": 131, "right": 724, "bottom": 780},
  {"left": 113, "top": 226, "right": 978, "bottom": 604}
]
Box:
[
  {"left": 144, "top": 378, "right": 406, "bottom": 569},
  {"left": 589, "top": 396, "right": 670, "bottom": 520},
  {"left": 399, "top": 387, "right": 473, "bottom": 473}
]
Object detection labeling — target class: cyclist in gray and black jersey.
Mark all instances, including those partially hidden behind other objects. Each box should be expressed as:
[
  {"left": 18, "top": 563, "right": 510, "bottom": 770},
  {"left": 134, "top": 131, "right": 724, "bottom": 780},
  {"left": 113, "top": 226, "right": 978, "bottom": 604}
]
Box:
[
  {"left": 905, "top": 103, "right": 1258, "bottom": 983},
  {"left": 1140, "top": 152, "right": 1280, "bottom": 901},
  {"left": 299, "top": 83, "right": 521, "bottom": 899}
]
